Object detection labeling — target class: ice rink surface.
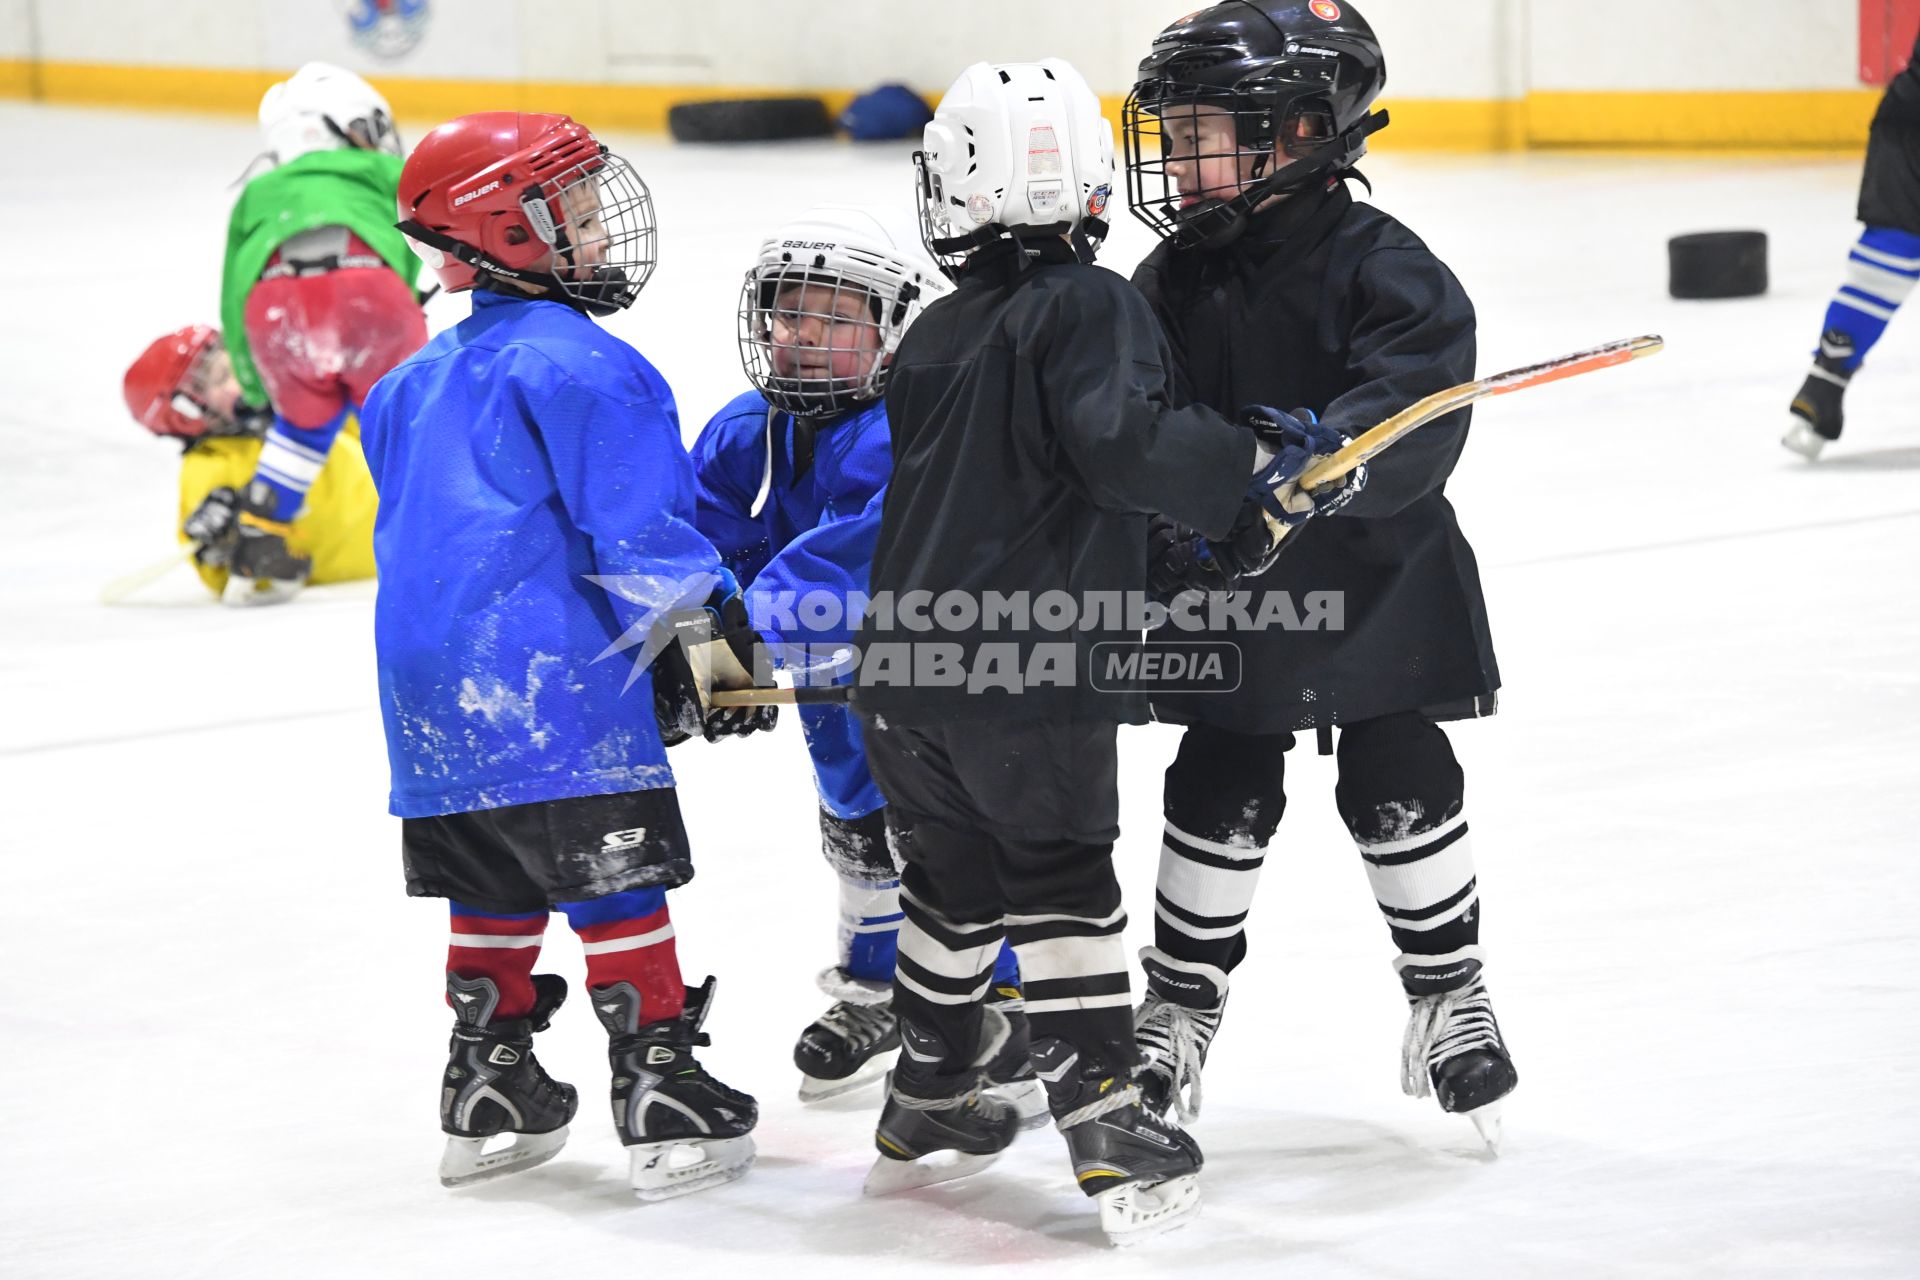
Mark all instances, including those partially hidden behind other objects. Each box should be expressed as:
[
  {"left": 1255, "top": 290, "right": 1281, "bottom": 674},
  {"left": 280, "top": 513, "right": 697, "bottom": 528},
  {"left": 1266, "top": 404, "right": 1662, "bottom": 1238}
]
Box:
[{"left": 2, "top": 102, "right": 1917, "bottom": 1277}]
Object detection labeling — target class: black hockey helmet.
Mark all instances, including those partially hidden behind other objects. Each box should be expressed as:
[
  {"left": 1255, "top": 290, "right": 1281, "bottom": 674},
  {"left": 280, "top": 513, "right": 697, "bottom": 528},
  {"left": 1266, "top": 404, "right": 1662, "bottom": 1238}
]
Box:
[{"left": 1124, "top": 0, "right": 1389, "bottom": 249}]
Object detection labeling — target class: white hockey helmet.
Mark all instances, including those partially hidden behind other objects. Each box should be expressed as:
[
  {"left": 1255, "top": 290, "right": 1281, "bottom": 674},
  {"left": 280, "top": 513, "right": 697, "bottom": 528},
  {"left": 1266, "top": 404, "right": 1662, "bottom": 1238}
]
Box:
[
  {"left": 915, "top": 57, "right": 1117, "bottom": 274},
  {"left": 259, "top": 62, "right": 401, "bottom": 163},
  {"left": 738, "top": 203, "right": 952, "bottom": 417}
]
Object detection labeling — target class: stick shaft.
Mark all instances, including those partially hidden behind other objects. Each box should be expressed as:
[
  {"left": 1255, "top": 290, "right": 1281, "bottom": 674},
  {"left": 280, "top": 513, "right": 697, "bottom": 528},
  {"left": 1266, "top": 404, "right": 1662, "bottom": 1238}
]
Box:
[
  {"left": 709, "top": 686, "right": 854, "bottom": 708},
  {"left": 99, "top": 546, "right": 199, "bottom": 605}
]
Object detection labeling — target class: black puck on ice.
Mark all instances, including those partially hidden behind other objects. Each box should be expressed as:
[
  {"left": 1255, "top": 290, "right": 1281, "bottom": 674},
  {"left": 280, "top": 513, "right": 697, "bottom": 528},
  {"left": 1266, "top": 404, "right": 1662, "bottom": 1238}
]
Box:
[
  {"left": 667, "top": 97, "right": 835, "bottom": 143},
  {"left": 1667, "top": 230, "right": 1769, "bottom": 299}
]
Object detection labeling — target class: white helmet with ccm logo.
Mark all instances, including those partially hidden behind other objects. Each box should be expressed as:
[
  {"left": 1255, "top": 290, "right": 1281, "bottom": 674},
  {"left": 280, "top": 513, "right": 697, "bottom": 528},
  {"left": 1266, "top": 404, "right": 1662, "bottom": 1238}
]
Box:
[{"left": 914, "top": 58, "right": 1117, "bottom": 274}]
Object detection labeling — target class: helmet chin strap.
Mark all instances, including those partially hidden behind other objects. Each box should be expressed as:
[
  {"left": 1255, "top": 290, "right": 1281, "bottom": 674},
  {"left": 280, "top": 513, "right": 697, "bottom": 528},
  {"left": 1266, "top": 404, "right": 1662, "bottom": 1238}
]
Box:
[
  {"left": 395, "top": 219, "right": 629, "bottom": 317},
  {"left": 1174, "top": 108, "right": 1390, "bottom": 251}
]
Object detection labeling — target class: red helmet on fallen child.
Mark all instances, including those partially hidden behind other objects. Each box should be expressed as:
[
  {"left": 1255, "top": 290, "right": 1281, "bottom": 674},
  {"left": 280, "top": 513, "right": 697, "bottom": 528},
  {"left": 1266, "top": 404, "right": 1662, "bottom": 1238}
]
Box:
[
  {"left": 124, "top": 325, "right": 223, "bottom": 439},
  {"left": 396, "top": 111, "right": 657, "bottom": 315}
]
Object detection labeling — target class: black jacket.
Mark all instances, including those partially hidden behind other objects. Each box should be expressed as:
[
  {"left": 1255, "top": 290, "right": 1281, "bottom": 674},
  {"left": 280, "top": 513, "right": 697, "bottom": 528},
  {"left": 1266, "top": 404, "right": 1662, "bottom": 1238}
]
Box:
[
  {"left": 1134, "top": 180, "right": 1500, "bottom": 734},
  {"left": 857, "top": 239, "right": 1254, "bottom": 724},
  {"left": 1860, "top": 32, "right": 1920, "bottom": 234}
]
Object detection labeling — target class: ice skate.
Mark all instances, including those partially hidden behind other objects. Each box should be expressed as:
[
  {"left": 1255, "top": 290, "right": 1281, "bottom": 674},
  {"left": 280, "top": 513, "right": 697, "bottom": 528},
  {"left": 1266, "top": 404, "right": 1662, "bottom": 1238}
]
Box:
[
  {"left": 1132, "top": 947, "right": 1229, "bottom": 1124},
  {"left": 981, "top": 983, "right": 1051, "bottom": 1130},
  {"left": 795, "top": 967, "right": 900, "bottom": 1102},
  {"left": 1031, "top": 1037, "right": 1204, "bottom": 1246},
  {"left": 594, "top": 976, "right": 758, "bottom": 1201},
  {"left": 1401, "top": 972, "right": 1518, "bottom": 1154},
  {"left": 865, "top": 1009, "right": 1021, "bottom": 1195},
  {"left": 1783, "top": 330, "right": 1852, "bottom": 460},
  {"left": 437, "top": 973, "right": 578, "bottom": 1188}
]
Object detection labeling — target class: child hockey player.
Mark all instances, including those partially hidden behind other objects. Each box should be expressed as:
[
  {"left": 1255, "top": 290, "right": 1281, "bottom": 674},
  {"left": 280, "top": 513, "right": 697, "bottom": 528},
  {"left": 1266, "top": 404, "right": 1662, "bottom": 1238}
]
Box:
[
  {"left": 122, "top": 324, "right": 377, "bottom": 602},
  {"left": 1782, "top": 27, "right": 1920, "bottom": 458},
  {"left": 855, "top": 58, "right": 1344, "bottom": 1242},
  {"left": 1121, "top": 0, "right": 1514, "bottom": 1148},
  {"left": 691, "top": 204, "right": 1033, "bottom": 1111},
  {"left": 219, "top": 62, "right": 425, "bottom": 601},
  {"left": 363, "top": 110, "right": 771, "bottom": 1199}
]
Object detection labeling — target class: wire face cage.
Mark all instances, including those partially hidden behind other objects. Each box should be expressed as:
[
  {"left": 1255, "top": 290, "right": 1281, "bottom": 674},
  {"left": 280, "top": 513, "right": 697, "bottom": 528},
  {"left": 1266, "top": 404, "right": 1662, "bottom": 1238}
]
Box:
[
  {"left": 1123, "top": 81, "right": 1338, "bottom": 242},
  {"left": 737, "top": 242, "right": 929, "bottom": 417},
  {"left": 526, "top": 149, "right": 658, "bottom": 314}
]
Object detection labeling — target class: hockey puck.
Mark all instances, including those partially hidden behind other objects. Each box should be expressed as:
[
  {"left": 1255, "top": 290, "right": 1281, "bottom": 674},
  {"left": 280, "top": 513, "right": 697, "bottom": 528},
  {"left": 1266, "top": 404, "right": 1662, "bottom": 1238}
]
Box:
[
  {"left": 667, "top": 97, "right": 835, "bottom": 144},
  {"left": 1667, "top": 230, "right": 1769, "bottom": 299}
]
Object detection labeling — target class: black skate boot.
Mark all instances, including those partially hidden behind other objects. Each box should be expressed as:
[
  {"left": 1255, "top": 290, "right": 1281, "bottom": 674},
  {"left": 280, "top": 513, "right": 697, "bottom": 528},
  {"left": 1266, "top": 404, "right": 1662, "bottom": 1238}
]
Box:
[
  {"left": 1133, "top": 947, "right": 1229, "bottom": 1124},
  {"left": 981, "top": 983, "right": 1051, "bottom": 1130},
  {"left": 438, "top": 973, "right": 578, "bottom": 1187},
  {"left": 1402, "top": 971, "right": 1518, "bottom": 1154},
  {"left": 1030, "top": 1036, "right": 1204, "bottom": 1245},
  {"left": 865, "top": 1007, "right": 1021, "bottom": 1195},
  {"left": 1783, "top": 329, "right": 1854, "bottom": 459},
  {"left": 594, "top": 976, "right": 758, "bottom": 1201},
  {"left": 794, "top": 967, "right": 899, "bottom": 1102}
]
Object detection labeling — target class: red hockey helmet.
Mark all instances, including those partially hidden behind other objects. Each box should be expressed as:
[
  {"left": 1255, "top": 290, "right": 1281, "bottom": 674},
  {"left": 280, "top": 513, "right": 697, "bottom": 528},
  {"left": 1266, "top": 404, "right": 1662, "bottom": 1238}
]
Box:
[
  {"left": 397, "top": 111, "right": 657, "bottom": 315},
  {"left": 124, "top": 325, "right": 224, "bottom": 439}
]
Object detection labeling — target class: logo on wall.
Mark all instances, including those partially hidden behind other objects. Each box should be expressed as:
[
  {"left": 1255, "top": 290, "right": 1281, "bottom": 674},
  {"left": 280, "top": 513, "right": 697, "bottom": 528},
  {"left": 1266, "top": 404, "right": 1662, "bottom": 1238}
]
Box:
[
  {"left": 1309, "top": 0, "right": 1342, "bottom": 21},
  {"left": 341, "top": 0, "right": 430, "bottom": 61}
]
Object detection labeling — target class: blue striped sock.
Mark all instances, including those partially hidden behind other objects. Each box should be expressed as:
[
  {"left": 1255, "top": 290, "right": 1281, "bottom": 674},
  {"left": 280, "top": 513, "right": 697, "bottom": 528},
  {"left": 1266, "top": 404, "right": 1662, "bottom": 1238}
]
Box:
[{"left": 1820, "top": 225, "right": 1920, "bottom": 373}]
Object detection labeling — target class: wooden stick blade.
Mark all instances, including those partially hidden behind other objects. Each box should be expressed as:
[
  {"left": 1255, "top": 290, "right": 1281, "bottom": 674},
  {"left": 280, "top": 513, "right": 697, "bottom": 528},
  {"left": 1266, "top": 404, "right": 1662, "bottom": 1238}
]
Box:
[{"left": 1481, "top": 334, "right": 1664, "bottom": 398}]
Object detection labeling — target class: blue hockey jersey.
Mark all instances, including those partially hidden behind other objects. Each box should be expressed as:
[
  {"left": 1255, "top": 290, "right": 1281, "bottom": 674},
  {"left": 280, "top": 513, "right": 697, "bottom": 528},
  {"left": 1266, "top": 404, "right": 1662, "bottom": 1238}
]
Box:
[
  {"left": 361, "top": 291, "right": 723, "bottom": 818},
  {"left": 690, "top": 391, "right": 889, "bottom": 655},
  {"left": 691, "top": 391, "right": 889, "bottom": 820}
]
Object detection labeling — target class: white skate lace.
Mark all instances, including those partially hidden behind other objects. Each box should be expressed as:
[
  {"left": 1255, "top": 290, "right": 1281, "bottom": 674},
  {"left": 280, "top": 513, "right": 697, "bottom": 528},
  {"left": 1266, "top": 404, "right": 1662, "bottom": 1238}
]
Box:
[
  {"left": 1134, "top": 993, "right": 1220, "bottom": 1124},
  {"left": 1058, "top": 1083, "right": 1143, "bottom": 1130},
  {"left": 1400, "top": 976, "right": 1501, "bottom": 1099}
]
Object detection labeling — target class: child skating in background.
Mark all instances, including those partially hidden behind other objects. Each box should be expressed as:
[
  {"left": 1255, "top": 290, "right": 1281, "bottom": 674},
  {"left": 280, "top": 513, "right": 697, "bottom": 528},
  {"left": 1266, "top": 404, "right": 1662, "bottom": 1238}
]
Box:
[
  {"left": 219, "top": 62, "right": 424, "bottom": 601},
  {"left": 122, "top": 323, "right": 375, "bottom": 601}
]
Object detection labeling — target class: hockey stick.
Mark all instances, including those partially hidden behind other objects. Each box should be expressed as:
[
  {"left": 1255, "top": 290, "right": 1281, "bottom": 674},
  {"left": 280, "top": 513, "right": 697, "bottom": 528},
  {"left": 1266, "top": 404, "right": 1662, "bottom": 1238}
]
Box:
[
  {"left": 1258, "top": 333, "right": 1665, "bottom": 561},
  {"left": 711, "top": 336, "right": 1666, "bottom": 707},
  {"left": 99, "top": 545, "right": 201, "bottom": 606}
]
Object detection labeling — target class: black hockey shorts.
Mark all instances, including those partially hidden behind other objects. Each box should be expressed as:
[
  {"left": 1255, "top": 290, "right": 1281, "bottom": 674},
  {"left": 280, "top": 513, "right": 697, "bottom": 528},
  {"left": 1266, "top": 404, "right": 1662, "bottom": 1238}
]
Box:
[
  {"left": 1860, "top": 86, "right": 1920, "bottom": 235},
  {"left": 861, "top": 715, "right": 1122, "bottom": 927},
  {"left": 401, "top": 787, "right": 693, "bottom": 915}
]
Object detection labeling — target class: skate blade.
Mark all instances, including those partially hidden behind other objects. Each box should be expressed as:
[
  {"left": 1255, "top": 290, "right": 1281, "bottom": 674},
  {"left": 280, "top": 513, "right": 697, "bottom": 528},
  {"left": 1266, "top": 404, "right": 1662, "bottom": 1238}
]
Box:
[
  {"left": 1466, "top": 1100, "right": 1504, "bottom": 1155},
  {"left": 438, "top": 1125, "right": 569, "bottom": 1187},
  {"left": 628, "top": 1135, "right": 756, "bottom": 1202},
  {"left": 1782, "top": 420, "right": 1826, "bottom": 460},
  {"left": 1098, "top": 1174, "right": 1201, "bottom": 1246},
  {"left": 863, "top": 1148, "right": 1002, "bottom": 1196},
  {"left": 983, "top": 1079, "right": 1052, "bottom": 1131},
  {"left": 798, "top": 1055, "right": 891, "bottom": 1103}
]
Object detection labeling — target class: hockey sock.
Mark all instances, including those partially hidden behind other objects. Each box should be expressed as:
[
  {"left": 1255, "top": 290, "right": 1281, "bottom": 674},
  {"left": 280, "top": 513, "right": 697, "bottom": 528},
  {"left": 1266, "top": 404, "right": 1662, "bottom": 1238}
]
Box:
[
  {"left": 447, "top": 901, "right": 547, "bottom": 1020},
  {"left": 990, "top": 938, "right": 1021, "bottom": 992},
  {"left": 1818, "top": 225, "right": 1920, "bottom": 374},
  {"left": 1007, "top": 918, "right": 1134, "bottom": 1071},
  {"left": 838, "top": 874, "right": 904, "bottom": 983},
  {"left": 558, "top": 887, "right": 685, "bottom": 1024},
  {"left": 248, "top": 406, "right": 350, "bottom": 522},
  {"left": 892, "top": 886, "right": 1005, "bottom": 1074},
  {"left": 1335, "top": 714, "right": 1483, "bottom": 995},
  {"left": 822, "top": 807, "right": 902, "bottom": 983},
  {"left": 1155, "top": 725, "right": 1289, "bottom": 974}
]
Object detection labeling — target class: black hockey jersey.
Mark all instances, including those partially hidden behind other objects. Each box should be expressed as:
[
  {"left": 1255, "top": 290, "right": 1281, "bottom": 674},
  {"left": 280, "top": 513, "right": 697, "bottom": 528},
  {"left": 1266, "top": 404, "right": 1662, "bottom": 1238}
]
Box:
[
  {"left": 858, "top": 238, "right": 1254, "bottom": 724},
  {"left": 1134, "top": 179, "right": 1500, "bottom": 733}
]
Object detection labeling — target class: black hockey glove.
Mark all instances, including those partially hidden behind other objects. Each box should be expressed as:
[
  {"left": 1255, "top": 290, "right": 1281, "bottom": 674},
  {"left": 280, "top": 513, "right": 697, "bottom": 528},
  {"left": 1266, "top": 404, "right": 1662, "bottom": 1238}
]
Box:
[
  {"left": 651, "top": 594, "right": 778, "bottom": 744},
  {"left": 228, "top": 481, "right": 312, "bottom": 584},
  {"left": 183, "top": 486, "right": 241, "bottom": 566},
  {"left": 702, "top": 593, "right": 778, "bottom": 741},
  {"left": 1243, "top": 404, "right": 1368, "bottom": 527}
]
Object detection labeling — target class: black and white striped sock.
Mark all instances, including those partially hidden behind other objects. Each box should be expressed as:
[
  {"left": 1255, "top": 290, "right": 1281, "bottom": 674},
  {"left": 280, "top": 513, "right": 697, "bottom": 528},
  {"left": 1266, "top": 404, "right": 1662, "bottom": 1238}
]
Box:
[
  {"left": 1354, "top": 807, "right": 1485, "bottom": 994},
  {"left": 1152, "top": 819, "right": 1267, "bottom": 973},
  {"left": 1006, "top": 903, "right": 1134, "bottom": 1072}
]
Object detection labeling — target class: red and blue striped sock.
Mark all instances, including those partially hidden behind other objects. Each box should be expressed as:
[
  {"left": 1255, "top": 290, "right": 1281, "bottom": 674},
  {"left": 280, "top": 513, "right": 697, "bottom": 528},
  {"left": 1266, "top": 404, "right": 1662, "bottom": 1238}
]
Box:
[
  {"left": 559, "top": 887, "right": 684, "bottom": 1025},
  {"left": 447, "top": 902, "right": 548, "bottom": 1019}
]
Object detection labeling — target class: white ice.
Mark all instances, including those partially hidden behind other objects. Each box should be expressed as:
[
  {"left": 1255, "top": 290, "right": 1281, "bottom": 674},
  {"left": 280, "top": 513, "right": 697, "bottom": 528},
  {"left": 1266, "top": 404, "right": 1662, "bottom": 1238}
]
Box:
[{"left": 2, "top": 103, "right": 1916, "bottom": 1278}]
